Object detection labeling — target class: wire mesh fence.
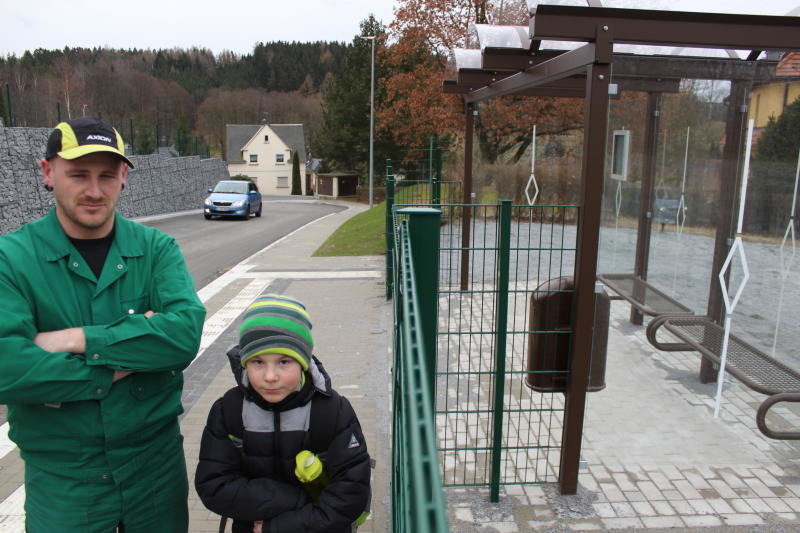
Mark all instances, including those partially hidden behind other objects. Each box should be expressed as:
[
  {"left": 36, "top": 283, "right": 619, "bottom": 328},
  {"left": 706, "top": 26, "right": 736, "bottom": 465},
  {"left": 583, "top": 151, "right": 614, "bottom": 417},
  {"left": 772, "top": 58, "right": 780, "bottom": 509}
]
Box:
[
  {"left": 391, "top": 215, "right": 450, "bottom": 533},
  {"left": 436, "top": 203, "right": 580, "bottom": 490},
  {"left": 391, "top": 200, "right": 581, "bottom": 498}
]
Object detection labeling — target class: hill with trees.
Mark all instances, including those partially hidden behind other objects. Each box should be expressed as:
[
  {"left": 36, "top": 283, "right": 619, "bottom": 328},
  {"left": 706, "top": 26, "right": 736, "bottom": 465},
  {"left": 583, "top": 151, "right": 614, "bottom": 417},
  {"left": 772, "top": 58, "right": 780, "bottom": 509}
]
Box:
[
  {"left": 1, "top": 0, "right": 593, "bottom": 201},
  {"left": 0, "top": 42, "right": 347, "bottom": 156}
]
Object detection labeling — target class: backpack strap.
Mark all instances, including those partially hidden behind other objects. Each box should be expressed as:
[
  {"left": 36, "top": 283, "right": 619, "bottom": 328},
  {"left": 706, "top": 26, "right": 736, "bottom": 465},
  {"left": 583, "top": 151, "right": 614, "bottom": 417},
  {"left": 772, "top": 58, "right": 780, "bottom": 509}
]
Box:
[
  {"left": 221, "top": 387, "right": 245, "bottom": 447},
  {"left": 308, "top": 390, "right": 340, "bottom": 454}
]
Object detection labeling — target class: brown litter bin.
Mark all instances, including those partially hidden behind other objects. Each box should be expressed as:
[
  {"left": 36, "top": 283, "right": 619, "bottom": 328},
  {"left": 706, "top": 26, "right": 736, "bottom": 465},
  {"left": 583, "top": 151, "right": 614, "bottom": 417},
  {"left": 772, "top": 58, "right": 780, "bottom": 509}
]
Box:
[{"left": 525, "top": 276, "right": 608, "bottom": 393}]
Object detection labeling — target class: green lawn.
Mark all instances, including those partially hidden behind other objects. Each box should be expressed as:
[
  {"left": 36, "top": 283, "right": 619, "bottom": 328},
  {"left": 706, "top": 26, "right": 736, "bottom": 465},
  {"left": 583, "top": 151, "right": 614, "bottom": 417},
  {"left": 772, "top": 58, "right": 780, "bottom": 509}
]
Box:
[
  {"left": 313, "top": 201, "right": 386, "bottom": 256},
  {"left": 313, "top": 185, "right": 439, "bottom": 256}
]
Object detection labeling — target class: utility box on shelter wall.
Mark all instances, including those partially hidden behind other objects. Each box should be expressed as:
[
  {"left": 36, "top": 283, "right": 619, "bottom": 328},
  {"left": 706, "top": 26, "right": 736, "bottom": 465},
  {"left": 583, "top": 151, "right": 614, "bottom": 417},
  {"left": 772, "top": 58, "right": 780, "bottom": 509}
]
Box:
[{"left": 525, "top": 276, "right": 608, "bottom": 393}]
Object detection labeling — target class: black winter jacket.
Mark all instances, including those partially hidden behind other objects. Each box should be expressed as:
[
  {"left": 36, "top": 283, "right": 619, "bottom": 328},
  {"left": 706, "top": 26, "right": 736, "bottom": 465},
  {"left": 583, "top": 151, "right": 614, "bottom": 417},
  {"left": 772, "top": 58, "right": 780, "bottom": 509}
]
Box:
[{"left": 195, "top": 346, "right": 371, "bottom": 533}]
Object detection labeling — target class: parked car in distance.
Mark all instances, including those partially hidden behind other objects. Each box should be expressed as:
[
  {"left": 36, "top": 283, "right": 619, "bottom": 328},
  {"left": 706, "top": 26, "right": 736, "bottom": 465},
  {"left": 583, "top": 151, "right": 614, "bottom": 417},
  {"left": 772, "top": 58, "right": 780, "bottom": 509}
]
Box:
[
  {"left": 204, "top": 179, "right": 262, "bottom": 220},
  {"left": 654, "top": 198, "right": 687, "bottom": 230}
]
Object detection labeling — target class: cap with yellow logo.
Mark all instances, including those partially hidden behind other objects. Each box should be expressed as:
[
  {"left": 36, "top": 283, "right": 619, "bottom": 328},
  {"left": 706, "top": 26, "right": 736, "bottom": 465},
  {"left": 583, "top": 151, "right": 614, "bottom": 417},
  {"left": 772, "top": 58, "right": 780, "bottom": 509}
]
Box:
[{"left": 45, "top": 116, "right": 134, "bottom": 168}]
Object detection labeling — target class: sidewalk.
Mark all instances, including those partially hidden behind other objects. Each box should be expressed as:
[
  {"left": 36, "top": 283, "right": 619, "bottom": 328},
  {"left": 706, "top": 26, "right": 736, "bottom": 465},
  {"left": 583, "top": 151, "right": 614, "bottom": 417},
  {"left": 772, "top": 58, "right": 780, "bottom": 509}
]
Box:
[
  {"left": 0, "top": 199, "right": 392, "bottom": 532},
  {"left": 183, "top": 200, "right": 392, "bottom": 532}
]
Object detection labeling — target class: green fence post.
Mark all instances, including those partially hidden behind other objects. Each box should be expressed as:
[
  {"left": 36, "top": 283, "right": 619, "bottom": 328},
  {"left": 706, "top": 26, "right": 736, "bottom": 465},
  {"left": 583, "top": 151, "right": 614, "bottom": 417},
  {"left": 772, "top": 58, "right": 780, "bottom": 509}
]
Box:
[
  {"left": 398, "top": 206, "right": 441, "bottom": 403},
  {"left": 386, "top": 160, "right": 395, "bottom": 300},
  {"left": 56, "top": 102, "right": 61, "bottom": 123},
  {"left": 431, "top": 136, "right": 441, "bottom": 206},
  {"left": 490, "top": 199, "right": 512, "bottom": 503}
]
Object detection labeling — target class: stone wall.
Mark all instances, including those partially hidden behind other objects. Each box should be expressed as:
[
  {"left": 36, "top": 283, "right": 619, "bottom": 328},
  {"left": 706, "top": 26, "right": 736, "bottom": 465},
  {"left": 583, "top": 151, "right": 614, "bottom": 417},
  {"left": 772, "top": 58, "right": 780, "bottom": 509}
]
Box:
[{"left": 0, "top": 126, "right": 229, "bottom": 235}]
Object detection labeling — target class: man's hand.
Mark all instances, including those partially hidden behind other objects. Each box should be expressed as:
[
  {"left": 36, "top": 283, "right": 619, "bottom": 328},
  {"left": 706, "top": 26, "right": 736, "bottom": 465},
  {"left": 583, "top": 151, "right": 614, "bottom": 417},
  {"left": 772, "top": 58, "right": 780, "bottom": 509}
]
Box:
[
  {"left": 253, "top": 520, "right": 263, "bottom": 533},
  {"left": 112, "top": 370, "right": 133, "bottom": 382},
  {"left": 34, "top": 327, "right": 86, "bottom": 354}
]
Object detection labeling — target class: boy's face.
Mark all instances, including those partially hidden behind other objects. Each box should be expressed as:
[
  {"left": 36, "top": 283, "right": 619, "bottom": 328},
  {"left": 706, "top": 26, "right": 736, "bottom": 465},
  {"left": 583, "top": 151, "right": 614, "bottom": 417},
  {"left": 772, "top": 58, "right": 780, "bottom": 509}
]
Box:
[{"left": 245, "top": 353, "right": 303, "bottom": 403}]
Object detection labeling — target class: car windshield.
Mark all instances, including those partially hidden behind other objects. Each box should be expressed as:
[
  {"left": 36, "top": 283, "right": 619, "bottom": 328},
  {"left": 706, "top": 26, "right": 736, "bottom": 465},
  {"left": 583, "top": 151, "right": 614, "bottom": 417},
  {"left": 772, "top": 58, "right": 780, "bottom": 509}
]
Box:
[{"left": 213, "top": 182, "right": 249, "bottom": 194}]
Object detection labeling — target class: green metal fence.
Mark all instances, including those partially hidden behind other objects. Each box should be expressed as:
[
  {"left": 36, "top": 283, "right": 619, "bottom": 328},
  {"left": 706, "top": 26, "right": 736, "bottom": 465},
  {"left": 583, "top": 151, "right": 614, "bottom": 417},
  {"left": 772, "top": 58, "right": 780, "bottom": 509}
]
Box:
[
  {"left": 391, "top": 209, "right": 450, "bottom": 533},
  {"left": 390, "top": 197, "right": 581, "bottom": 502}
]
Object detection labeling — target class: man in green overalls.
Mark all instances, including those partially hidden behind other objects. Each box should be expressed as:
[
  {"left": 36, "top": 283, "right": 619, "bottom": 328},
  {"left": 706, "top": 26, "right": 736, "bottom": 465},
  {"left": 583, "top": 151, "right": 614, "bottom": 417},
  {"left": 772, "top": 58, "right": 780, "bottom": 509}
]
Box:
[{"left": 0, "top": 117, "right": 206, "bottom": 532}]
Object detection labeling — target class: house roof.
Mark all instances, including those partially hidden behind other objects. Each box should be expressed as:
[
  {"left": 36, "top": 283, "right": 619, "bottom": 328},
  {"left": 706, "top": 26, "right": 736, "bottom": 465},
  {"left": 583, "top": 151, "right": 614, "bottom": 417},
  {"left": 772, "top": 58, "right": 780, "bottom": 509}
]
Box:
[
  {"left": 777, "top": 52, "right": 800, "bottom": 77},
  {"left": 307, "top": 158, "right": 323, "bottom": 173},
  {"left": 226, "top": 124, "right": 307, "bottom": 163},
  {"left": 270, "top": 124, "right": 306, "bottom": 162},
  {"left": 226, "top": 124, "right": 260, "bottom": 162}
]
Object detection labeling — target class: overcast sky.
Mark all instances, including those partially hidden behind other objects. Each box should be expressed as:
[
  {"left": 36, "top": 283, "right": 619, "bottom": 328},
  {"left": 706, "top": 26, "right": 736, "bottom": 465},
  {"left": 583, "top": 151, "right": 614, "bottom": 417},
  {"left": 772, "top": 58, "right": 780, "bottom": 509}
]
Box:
[{"left": 1, "top": 0, "right": 798, "bottom": 58}]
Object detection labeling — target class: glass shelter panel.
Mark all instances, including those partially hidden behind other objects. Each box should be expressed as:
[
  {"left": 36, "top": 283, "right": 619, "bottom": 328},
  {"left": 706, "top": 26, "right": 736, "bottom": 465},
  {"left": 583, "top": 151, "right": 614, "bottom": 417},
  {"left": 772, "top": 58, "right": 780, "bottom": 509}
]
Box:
[{"left": 598, "top": 49, "right": 800, "bottom": 371}]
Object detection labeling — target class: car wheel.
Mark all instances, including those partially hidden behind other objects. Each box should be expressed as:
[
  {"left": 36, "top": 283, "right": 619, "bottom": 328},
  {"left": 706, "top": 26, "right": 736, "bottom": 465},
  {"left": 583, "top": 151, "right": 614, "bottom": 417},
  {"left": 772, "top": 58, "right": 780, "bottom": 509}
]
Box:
[
  {"left": 256, "top": 203, "right": 262, "bottom": 217},
  {"left": 242, "top": 205, "right": 251, "bottom": 220},
  {"left": 204, "top": 214, "right": 211, "bottom": 220}
]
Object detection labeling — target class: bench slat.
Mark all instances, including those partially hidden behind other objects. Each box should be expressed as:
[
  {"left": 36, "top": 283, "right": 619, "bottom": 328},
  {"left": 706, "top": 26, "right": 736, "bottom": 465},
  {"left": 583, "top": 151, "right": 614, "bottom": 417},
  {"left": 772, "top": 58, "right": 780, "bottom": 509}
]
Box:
[{"left": 597, "top": 274, "right": 693, "bottom": 316}]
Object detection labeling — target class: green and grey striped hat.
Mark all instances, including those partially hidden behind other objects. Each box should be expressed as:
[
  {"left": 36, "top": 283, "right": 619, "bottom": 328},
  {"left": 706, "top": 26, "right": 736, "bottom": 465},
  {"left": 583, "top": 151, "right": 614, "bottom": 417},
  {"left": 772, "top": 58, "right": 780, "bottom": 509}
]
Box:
[{"left": 239, "top": 294, "right": 314, "bottom": 370}]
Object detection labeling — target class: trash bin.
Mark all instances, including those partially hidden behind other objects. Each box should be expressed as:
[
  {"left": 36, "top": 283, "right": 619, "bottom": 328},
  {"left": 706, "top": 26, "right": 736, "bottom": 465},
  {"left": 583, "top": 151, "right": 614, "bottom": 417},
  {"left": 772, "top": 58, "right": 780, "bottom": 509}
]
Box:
[{"left": 525, "top": 276, "right": 608, "bottom": 393}]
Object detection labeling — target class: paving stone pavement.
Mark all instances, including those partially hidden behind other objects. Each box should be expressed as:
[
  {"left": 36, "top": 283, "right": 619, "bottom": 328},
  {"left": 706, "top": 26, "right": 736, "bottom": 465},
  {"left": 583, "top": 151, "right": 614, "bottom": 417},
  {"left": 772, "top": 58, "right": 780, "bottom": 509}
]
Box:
[{"left": 444, "top": 298, "right": 800, "bottom": 532}]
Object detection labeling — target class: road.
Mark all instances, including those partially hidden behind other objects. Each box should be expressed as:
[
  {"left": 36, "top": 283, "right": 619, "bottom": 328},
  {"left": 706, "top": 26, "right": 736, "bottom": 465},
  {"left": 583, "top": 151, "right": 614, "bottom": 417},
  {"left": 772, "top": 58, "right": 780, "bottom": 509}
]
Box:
[
  {"left": 141, "top": 200, "right": 345, "bottom": 290},
  {"left": 0, "top": 199, "right": 346, "bottom": 427}
]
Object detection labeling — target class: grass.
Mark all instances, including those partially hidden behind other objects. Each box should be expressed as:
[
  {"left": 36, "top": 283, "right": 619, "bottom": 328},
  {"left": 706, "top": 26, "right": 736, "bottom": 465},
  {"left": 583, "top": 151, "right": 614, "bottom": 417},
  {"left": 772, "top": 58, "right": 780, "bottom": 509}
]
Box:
[
  {"left": 313, "top": 200, "right": 387, "bottom": 256},
  {"left": 313, "top": 184, "right": 432, "bottom": 257},
  {"left": 313, "top": 192, "right": 787, "bottom": 257}
]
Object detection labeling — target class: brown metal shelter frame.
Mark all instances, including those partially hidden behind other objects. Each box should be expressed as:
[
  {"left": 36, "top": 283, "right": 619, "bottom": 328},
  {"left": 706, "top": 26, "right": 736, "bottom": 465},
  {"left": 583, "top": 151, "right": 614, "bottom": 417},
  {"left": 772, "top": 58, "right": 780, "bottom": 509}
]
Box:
[{"left": 442, "top": 5, "right": 800, "bottom": 495}]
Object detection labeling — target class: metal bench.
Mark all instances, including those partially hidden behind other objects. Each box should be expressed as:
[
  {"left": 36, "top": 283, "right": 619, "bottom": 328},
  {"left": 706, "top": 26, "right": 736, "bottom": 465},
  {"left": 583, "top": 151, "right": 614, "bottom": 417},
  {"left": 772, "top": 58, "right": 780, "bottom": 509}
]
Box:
[
  {"left": 646, "top": 314, "right": 800, "bottom": 440},
  {"left": 596, "top": 273, "right": 694, "bottom": 317}
]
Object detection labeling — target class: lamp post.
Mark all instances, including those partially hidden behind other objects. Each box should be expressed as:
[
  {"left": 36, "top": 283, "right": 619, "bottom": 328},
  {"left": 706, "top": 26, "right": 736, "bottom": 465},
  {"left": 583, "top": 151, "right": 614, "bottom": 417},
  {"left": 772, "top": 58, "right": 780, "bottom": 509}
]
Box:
[{"left": 358, "top": 35, "right": 376, "bottom": 209}]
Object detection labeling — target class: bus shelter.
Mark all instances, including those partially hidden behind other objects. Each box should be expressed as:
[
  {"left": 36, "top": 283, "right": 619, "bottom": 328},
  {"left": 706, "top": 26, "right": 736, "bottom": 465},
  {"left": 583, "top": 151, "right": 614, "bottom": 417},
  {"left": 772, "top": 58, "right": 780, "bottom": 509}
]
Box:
[{"left": 442, "top": 3, "right": 800, "bottom": 494}]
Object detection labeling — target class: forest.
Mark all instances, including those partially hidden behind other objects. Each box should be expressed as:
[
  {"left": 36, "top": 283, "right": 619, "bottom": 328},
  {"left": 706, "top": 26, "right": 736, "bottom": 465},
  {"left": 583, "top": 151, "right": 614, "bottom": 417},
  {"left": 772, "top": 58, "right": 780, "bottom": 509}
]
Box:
[
  {"left": 1, "top": 0, "right": 572, "bottom": 186},
  {"left": 10, "top": 0, "right": 792, "bottom": 209},
  {"left": 0, "top": 41, "right": 347, "bottom": 157}
]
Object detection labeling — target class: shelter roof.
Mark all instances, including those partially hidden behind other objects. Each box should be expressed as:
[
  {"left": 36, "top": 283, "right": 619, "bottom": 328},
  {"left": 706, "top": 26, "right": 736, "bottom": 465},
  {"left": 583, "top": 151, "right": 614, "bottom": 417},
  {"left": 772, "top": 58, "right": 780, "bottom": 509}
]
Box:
[{"left": 444, "top": 3, "right": 800, "bottom": 102}]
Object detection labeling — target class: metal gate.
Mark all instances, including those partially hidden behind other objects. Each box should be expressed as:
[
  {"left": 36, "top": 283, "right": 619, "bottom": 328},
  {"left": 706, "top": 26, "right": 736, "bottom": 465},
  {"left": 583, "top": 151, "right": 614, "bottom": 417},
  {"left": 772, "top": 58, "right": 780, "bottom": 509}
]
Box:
[{"left": 392, "top": 200, "right": 581, "bottom": 500}]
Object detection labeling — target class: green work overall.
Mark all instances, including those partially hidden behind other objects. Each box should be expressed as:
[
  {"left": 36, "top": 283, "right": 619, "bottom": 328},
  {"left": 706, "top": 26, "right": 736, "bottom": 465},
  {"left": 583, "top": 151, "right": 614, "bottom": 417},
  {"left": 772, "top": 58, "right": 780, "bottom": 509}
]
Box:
[{"left": 0, "top": 209, "right": 206, "bottom": 532}]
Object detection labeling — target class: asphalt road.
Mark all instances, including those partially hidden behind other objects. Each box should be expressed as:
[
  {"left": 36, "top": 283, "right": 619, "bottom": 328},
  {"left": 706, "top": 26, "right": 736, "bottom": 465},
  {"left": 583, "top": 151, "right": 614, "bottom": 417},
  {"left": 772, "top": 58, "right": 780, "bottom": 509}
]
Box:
[
  {"left": 0, "top": 200, "right": 346, "bottom": 426},
  {"left": 141, "top": 200, "right": 345, "bottom": 290}
]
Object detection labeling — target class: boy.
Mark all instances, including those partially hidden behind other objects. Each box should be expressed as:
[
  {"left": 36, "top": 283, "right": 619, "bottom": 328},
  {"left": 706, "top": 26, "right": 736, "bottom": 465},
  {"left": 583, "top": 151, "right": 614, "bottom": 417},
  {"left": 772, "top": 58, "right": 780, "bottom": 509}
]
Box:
[{"left": 195, "top": 294, "right": 371, "bottom": 533}]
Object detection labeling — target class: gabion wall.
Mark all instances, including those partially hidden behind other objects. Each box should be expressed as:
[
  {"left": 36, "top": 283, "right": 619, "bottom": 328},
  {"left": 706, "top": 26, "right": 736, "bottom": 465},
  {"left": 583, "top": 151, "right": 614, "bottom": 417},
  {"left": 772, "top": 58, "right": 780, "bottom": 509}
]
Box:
[{"left": 0, "top": 126, "right": 229, "bottom": 235}]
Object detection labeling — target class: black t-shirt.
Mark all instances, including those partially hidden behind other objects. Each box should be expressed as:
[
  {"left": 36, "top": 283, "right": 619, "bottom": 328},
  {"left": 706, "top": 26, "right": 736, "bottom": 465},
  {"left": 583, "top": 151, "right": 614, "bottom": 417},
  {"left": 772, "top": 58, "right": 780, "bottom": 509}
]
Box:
[{"left": 69, "top": 228, "right": 115, "bottom": 279}]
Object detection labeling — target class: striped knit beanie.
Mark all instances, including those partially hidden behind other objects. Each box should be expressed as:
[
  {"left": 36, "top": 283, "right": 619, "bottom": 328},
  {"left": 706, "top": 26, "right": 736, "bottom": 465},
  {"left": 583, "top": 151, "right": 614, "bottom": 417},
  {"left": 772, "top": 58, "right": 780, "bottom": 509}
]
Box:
[{"left": 239, "top": 294, "right": 314, "bottom": 370}]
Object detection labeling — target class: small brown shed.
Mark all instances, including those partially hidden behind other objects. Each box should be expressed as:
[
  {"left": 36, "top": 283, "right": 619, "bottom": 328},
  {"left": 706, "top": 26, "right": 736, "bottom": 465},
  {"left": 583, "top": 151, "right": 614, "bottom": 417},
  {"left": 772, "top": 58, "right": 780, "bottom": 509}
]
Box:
[{"left": 315, "top": 172, "right": 359, "bottom": 198}]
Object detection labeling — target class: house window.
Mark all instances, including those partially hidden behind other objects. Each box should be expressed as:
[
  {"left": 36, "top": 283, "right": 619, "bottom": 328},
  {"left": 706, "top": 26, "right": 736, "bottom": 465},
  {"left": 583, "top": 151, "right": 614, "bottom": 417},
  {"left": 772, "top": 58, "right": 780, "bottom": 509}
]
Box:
[
  {"left": 276, "top": 153, "right": 285, "bottom": 164},
  {"left": 277, "top": 176, "right": 289, "bottom": 188},
  {"left": 249, "top": 154, "right": 258, "bottom": 163},
  {"left": 264, "top": 135, "right": 269, "bottom": 142}
]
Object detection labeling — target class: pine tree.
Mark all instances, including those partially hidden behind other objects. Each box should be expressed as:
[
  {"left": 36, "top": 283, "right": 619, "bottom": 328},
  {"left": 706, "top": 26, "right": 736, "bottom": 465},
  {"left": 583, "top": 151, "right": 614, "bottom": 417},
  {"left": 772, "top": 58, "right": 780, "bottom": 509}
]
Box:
[
  {"left": 312, "top": 16, "right": 387, "bottom": 178},
  {"left": 0, "top": 88, "right": 8, "bottom": 126},
  {"left": 134, "top": 119, "right": 156, "bottom": 155},
  {"left": 756, "top": 96, "right": 800, "bottom": 163},
  {"left": 291, "top": 151, "right": 302, "bottom": 195}
]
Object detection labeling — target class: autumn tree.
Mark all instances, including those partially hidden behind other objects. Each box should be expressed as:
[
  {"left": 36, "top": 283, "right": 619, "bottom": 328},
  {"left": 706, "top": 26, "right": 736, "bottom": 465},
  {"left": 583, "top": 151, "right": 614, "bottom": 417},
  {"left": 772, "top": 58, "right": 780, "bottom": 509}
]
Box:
[{"left": 382, "top": 0, "right": 553, "bottom": 160}]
